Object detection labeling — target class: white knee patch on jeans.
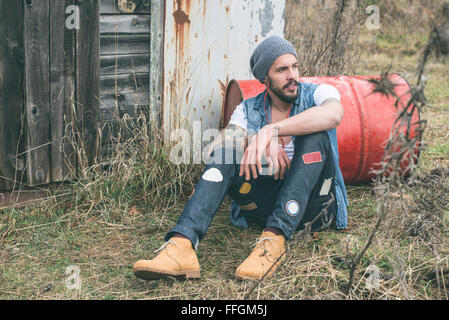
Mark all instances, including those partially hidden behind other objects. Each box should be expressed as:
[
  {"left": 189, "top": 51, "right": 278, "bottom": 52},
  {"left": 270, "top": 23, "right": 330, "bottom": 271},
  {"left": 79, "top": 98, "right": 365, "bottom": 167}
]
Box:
[
  {"left": 202, "top": 168, "right": 223, "bottom": 182},
  {"left": 319, "top": 178, "right": 333, "bottom": 196}
]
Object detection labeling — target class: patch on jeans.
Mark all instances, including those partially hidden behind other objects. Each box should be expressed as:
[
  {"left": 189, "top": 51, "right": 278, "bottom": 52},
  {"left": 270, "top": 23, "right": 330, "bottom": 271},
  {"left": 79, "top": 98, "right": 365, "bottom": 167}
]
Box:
[
  {"left": 302, "top": 151, "right": 322, "bottom": 164},
  {"left": 239, "top": 182, "right": 252, "bottom": 195},
  {"left": 285, "top": 200, "right": 300, "bottom": 216},
  {"left": 239, "top": 202, "right": 258, "bottom": 211},
  {"left": 202, "top": 168, "right": 223, "bottom": 182},
  {"left": 319, "top": 178, "right": 333, "bottom": 196}
]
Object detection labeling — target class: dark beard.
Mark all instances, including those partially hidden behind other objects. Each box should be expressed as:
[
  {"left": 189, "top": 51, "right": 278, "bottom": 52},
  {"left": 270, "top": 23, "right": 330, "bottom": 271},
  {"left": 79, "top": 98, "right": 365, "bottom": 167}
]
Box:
[{"left": 267, "top": 76, "right": 299, "bottom": 104}]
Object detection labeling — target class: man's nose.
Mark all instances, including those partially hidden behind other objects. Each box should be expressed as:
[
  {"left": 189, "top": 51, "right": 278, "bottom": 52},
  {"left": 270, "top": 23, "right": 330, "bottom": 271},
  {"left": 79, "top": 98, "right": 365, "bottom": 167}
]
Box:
[{"left": 286, "top": 67, "right": 297, "bottom": 80}]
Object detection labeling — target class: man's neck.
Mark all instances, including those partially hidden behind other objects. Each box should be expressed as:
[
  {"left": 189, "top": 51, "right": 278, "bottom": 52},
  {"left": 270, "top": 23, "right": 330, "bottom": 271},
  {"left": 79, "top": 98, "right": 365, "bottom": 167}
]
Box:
[{"left": 267, "top": 91, "right": 292, "bottom": 112}]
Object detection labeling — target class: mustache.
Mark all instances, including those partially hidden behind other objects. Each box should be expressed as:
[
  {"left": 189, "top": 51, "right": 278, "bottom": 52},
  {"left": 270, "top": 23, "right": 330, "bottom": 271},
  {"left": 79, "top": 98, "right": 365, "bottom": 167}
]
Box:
[{"left": 283, "top": 81, "right": 298, "bottom": 89}]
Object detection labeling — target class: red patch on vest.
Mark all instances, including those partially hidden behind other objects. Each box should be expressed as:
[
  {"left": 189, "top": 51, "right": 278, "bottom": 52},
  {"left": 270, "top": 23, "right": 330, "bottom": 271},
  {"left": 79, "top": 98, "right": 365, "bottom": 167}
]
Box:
[{"left": 302, "top": 151, "right": 322, "bottom": 164}]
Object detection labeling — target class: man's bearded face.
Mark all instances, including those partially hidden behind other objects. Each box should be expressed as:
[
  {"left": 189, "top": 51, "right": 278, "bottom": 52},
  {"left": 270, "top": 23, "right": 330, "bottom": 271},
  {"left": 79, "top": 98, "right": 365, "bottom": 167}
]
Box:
[
  {"left": 266, "top": 54, "right": 300, "bottom": 104},
  {"left": 267, "top": 75, "right": 299, "bottom": 104}
]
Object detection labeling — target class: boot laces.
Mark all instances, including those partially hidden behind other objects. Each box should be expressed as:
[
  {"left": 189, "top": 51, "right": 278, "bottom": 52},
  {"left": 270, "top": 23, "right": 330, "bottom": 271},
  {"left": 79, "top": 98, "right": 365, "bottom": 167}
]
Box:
[
  {"left": 154, "top": 239, "right": 182, "bottom": 253},
  {"left": 252, "top": 236, "right": 280, "bottom": 253}
]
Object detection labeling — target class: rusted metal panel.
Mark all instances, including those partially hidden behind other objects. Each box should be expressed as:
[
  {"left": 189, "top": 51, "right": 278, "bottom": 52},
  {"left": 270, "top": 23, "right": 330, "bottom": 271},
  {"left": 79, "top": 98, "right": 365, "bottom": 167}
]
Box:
[{"left": 163, "top": 0, "right": 286, "bottom": 136}]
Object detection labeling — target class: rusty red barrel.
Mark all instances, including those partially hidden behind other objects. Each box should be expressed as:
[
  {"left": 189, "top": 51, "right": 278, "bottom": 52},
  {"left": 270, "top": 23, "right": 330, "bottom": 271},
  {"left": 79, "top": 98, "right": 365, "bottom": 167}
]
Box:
[{"left": 222, "top": 74, "right": 420, "bottom": 184}]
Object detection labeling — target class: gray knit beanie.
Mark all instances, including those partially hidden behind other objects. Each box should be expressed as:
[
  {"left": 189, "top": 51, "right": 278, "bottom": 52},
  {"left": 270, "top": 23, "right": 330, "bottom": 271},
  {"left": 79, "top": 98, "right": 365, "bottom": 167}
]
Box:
[{"left": 250, "top": 35, "right": 298, "bottom": 83}]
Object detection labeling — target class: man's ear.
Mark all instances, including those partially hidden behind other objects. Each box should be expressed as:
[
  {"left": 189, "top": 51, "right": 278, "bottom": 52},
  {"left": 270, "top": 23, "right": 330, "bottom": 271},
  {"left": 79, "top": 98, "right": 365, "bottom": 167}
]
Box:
[{"left": 263, "top": 76, "right": 269, "bottom": 88}]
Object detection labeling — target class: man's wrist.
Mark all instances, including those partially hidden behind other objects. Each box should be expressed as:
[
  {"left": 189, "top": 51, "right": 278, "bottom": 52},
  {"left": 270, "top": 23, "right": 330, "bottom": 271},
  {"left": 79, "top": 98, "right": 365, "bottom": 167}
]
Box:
[
  {"left": 267, "top": 124, "right": 281, "bottom": 138},
  {"left": 261, "top": 123, "right": 278, "bottom": 132}
]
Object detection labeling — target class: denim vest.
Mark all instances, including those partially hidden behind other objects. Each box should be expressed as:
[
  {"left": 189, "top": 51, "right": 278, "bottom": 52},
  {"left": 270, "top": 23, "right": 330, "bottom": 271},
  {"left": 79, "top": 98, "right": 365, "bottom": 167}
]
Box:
[{"left": 230, "top": 82, "right": 349, "bottom": 230}]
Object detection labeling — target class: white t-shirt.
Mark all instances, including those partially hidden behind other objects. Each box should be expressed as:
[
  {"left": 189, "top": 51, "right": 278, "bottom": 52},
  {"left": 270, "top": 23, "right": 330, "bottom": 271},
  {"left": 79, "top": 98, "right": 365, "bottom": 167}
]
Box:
[{"left": 229, "top": 84, "right": 341, "bottom": 160}]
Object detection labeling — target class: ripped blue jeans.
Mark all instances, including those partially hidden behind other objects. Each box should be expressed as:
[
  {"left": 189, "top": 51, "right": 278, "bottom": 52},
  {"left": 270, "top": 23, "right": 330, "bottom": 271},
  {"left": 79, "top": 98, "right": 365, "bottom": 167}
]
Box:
[{"left": 165, "top": 131, "right": 337, "bottom": 249}]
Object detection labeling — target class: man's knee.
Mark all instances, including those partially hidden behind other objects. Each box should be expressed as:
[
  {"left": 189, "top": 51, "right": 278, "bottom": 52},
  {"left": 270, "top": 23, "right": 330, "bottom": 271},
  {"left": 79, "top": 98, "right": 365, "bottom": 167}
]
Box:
[{"left": 293, "top": 131, "right": 331, "bottom": 151}]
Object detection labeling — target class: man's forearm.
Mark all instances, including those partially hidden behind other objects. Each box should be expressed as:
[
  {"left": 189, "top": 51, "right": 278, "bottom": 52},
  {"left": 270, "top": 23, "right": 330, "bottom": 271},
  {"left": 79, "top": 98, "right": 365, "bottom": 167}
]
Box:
[{"left": 268, "top": 101, "right": 344, "bottom": 137}]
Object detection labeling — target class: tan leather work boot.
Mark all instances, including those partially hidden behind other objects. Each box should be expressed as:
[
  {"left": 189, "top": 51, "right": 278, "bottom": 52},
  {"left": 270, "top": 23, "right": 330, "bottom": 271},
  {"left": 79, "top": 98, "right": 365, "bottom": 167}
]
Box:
[
  {"left": 133, "top": 237, "right": 201, "bottom": 280},
  {"left": 235, "top": 231, "right": 286, "bottom": 280}
]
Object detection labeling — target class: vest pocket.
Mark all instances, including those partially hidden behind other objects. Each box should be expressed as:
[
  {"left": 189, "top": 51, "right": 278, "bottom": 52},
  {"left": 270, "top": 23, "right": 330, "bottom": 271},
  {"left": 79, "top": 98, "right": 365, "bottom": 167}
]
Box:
[{"left": 247, "top": 114, "right": 262, "bottom": 129}]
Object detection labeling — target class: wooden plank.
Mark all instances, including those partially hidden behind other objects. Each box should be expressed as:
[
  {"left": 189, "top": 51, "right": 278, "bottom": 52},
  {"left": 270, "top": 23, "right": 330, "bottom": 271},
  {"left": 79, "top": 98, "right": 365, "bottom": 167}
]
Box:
[
  {"left": 76, "top": 0, "right": 100, "bottom": 168},
  {"left": 24, "top": 0, "right": 51, "bottom": 186},
  {"left": 100, "top": 92, "right": 150, "bottom": 110},
  {"left": 100, "top": 34, "right": 150, "bottom": 55},
  {"left": 149, "top": 0, "right": 165, "bottom": 135},
  {"left": 97, "top": 0, "right": 152, "bottom": 161},
  {"left": 100, "top": 104, "right": 149, "bottom": 121},
  {"left": 100, "top": 53, "right": 150, "bottom": 75},
  {"left": 100, "top": 72, "right": 150, "bottom": 95},
  {"left": 100, "top": 0, "right": 151, "bottom": 14},
  {"left": 100, "top": 14, "right": 150, "bottom": 35},
  {"left": 50, "top": 0, "right": 76, "bottom": 182},
  {"left": 0, "top": 0, "right": 25, "bottom": 190}
]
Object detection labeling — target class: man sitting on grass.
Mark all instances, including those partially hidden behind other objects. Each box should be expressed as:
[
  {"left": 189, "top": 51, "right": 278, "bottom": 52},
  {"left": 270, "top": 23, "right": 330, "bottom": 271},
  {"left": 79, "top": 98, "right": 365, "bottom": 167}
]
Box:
[{"left": 133, "top": 36, "right": 349, "bottom": 280}]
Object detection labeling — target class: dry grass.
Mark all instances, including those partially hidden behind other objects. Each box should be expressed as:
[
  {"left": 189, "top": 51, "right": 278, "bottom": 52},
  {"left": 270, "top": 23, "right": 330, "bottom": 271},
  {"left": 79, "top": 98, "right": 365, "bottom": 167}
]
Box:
[
  {"left": 1, "top": 0, "right": 449, "bottom": 300},
  {"left": 285, "top": 0, "right": 365, "bottom": 76}
]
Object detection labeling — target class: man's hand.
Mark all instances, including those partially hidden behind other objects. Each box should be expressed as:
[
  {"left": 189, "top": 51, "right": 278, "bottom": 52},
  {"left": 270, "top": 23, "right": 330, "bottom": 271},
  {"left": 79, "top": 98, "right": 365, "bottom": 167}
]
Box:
[
  {"left": 261, "top": 142, "right": 291, "bottom": 180},
  {"left": 274, "top": 145, "right": 291, "bottom": 180},
  {"left": 239, "top": 126, "right": 274, "bottom": 180},
  {"left": 239, "top": 125, "right": 290, "bottom": 180}
]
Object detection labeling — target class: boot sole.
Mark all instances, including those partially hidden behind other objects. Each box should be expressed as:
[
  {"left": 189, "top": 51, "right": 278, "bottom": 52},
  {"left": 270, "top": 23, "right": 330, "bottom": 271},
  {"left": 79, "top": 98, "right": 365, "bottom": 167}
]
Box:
[
  {"left": 235, "top": 274, "right": 262, "bottom": 281},
  {"left": 235, "top": 258, "right": 286, "bottom": 281},
  {"left": 235, "top": 272, "right": 274, "bottom": 281},
  {"left": 134, "top": 267, "right": 201, "bottom": 280}
]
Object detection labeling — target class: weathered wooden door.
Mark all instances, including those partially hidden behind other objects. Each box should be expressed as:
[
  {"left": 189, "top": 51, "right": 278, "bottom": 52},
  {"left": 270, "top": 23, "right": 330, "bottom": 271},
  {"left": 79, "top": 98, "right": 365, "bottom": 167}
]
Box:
[
  {"left": 0, "top": 0, "right": 165, "bottom": 190},
  {"left": 0, "top": 1, "right": 25, "bottom": 191},
  {"left": 0, "top": 0, "right": 100, "bottom": 190},
  {"left": 24, "top": 0, "right": 100, "bottom": 187}
]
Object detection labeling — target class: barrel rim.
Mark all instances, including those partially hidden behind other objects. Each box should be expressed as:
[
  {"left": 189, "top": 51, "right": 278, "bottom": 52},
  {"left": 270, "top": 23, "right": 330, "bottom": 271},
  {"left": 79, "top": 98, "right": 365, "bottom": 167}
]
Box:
[{"left": 221, "top": 79, "right": 244, "bottom": 129}]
